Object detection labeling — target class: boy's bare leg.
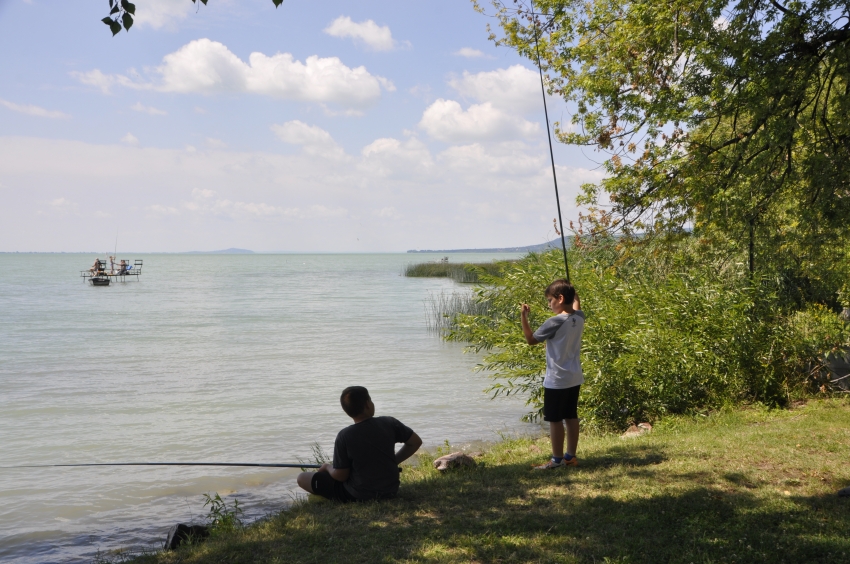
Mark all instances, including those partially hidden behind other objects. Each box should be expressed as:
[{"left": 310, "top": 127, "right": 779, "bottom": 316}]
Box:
[
  {"left": 565, "top": 418, "right": 579, "bottom": 457},
  {"left": 296, "top": 472, "right": 316, "bottom": 493},
  {"left": 549, "top": 421, "right": 565, "bottom": 458}
]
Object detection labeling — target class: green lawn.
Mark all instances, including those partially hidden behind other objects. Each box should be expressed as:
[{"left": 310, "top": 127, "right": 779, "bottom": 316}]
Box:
[{"left": 128, "top": 399, "right": 850, "bottom": 564}]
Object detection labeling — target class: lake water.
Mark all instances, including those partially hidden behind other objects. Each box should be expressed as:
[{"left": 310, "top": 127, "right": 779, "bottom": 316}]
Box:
[{"left": 0, "top": 253, "right": 536, "bottom": 563}]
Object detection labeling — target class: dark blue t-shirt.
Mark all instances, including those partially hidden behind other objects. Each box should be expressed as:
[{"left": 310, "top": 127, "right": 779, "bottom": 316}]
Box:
[{"left": 332, "top": 416, "right": 414, "bottom": 500}]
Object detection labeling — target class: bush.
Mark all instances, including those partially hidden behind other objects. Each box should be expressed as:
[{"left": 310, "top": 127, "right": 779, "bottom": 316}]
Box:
[{"left": 448, "top": 239, "right": 849, "bottom": 430}]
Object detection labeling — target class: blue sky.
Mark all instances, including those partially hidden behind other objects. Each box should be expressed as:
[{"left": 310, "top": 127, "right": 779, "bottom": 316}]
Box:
[{"left": 0, "top": 0, "right": 603, "bottom": 252}]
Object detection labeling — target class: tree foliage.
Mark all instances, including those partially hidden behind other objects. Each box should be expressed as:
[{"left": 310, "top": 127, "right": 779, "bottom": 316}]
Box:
[
  {"left": 449, "top": 245, "right": 849, "bottom": 429},
  {"left": 482, "top": 0, "right": 850, "bottom": 291},
  {"left": 101, "top": 0, "right": 285, "bottom": 36}
]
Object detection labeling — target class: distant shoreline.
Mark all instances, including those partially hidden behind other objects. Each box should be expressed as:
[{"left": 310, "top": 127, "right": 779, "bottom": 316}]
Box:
[
  {"left": 407, "top": 239, "right": 566, "bottom": 253},
  {"left": 0, "top": 244, "right": 565, "bottom": 254}
]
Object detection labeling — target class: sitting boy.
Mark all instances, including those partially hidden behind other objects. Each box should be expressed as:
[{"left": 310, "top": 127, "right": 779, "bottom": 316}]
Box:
[
  {"left": 296, "top": 386, "right": 422, "bottom": 502},
  {"left": 520, "top": 279, "right": 584, "bottom": 469}
]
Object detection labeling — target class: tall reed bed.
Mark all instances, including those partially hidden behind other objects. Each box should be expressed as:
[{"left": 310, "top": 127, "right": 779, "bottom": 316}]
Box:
[
  {"left": 424, "top": 291, "right": 490, "bottom": 334},
  {"left": 404, "top": 261, "right": 510, "bottom": 283}
]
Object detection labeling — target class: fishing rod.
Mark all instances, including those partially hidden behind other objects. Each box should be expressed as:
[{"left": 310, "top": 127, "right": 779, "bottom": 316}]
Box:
[
  {"left": 1, "top": 462, "right": 321, "bottom": 469},
  {"left": 531, "top": 0, "right": 571, "bottom": 283}
]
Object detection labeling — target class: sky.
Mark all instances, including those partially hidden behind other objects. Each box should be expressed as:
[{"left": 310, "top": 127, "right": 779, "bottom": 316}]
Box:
[{"left": 0, "top": 0, "right": 604, "bottom": 252}]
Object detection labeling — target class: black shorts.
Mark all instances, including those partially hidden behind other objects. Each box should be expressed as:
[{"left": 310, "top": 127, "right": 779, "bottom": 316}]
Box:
[
  {"left": 543, "top": 385, "right": 581, "bottom": 421},
  {"left": 311, "top": 472, "right": 357, "bottom": 503}
]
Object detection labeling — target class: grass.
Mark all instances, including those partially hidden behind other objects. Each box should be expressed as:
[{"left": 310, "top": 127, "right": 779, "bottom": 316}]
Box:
[
  {"left": 424, "top": 291, "right": 490, "bottom": 334},
  {"left": 124, "top": 399, "right": 850, "bottom": 564},
  {"left": 403, "top": 261, "right": 511, "bottom": 284}
]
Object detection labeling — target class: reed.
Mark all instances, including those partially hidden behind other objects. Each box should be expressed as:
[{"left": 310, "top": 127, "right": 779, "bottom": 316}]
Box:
[
  {"left": 403, "top": 261, "right": 509, "bottom": 283},
  {"left": 424, "top": 291, "right": 490, "bottom": 334}
]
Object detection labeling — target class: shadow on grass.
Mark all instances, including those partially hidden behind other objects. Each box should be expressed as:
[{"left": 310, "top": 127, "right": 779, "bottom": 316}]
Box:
[{"left": 146, "top": 444, "right": 849, "bottom": 564}]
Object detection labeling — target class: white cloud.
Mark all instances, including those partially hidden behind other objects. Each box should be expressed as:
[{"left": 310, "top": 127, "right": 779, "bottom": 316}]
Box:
[
  {"left": 182, "top": 188, "right": 348, "bottom": 220},
  {"left": 272, "top": 121, "right": 335, "bottom": 146},
  {"left": 374, "top": 207, "right": 402, "bottom": 219},
  {"left": 205, "top": 137, "right": 227, "bottom": 149},
  {"left": 0, "top": 98, "right": 69, "bottom": 119},
  {"left": 132, "top": 0, "right": 194, "bottom": 29},
  {"left": 73, "top": 39, "right": 393, "bottom": 110},
  {"left": 414, "top": 66, "right": 547, "bottom": 143},
  {"left": 360, "top": 137, "right": 433, "bottom": 177},
  {"left": 449, "top": 65, "right": 541, "bottom": 112},
  {"left": 0, "top": 136, "right": 600, "bottom": 252},
  {"left": 147, "top": 204, "right": 180, "bottom": 215},
  {"left": 49, "top": 197, "right": 75, "bottom": 209},
  {"left": 418, "top": 99, "right": 539, "bottom": 143},
  {"left": 271, "top": 120, "right": 347, "bottom": 159},
  {"left": 131, "top": 102, "right": 167, "bottom": 116},
  {"left": 454, "top": 48, "right": 488, "bottom": 58},
  {"left": 121, "top": 133, "right": 139, "bottom": 145},
  {"left": 324, "top": 16, "right": 399, "bottom": 51},
  {"left": 42, "top": 197, "right": 79, "bottom": 216},
  {"left": 71, "top": 69, "right": 136, "bottom": 95},
  {"left": 438, "top": 142, "right": 545, "bottom": 177}
]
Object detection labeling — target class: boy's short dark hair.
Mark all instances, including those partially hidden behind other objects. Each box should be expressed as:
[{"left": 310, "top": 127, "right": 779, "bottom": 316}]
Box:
[
  {"left": 340, "top": 386, "right": 370, "bottom": 418},
  {"left": 545, "top": 279, "right": 575, "bottom": 304}
]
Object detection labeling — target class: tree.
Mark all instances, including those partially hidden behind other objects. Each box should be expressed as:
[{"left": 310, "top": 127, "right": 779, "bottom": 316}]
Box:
[
  {"left": 482, "top": 0, "right": 850, "bottom": 300},
  {"left": 101, "top": 0, "right": 285, "bottom": 36}
]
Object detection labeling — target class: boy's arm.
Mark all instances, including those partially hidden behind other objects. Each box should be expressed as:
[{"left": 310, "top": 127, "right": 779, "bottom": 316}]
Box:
[
  {"left": 573, "top": 291, "right": 581, "bottom": 312},
  {"left": 520, "top": 304, "right": 540, "bottom": 345},
  {"left": 395, "top": 432, "right": 422, "bottom": 465},
  {"left": 318, "top": 462, "right": 350, "bottom": 482}
]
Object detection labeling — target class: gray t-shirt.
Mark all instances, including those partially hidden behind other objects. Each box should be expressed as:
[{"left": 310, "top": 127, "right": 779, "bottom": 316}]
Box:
[
  {"left": 533, "top": 310, "right": 585, "bottom": 389},
  {"left": 332, "top": 416, "right": 414, "bottom": 500}
]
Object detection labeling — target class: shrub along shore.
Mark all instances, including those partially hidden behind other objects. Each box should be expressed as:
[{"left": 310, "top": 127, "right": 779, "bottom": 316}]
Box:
[{"left": 121, "top": 399, "right": 849, "bottom": 564}]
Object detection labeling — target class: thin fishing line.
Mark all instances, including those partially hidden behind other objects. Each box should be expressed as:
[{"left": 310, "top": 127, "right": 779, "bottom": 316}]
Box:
[
  {"left": 531, "top": 0, "right": 571, "bottom": 283},
  {"left": 0, "top": 462, "right": 321, "bottom": 469}
]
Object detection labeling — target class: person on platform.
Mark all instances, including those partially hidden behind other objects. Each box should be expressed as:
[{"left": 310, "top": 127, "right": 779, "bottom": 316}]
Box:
[{"left": 89, "top": 258, "right": 101, "bottom": 276}]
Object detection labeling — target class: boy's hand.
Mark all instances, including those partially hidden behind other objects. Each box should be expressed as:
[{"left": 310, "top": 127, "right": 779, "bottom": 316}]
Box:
[{"left": 520, "top": 304, "right": 538, "bottom": 345}]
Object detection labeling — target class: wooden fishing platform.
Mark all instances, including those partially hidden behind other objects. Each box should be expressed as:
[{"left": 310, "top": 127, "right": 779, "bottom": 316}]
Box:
[{"left": 80, "top": 259, "right": 143, "bottom": 286}]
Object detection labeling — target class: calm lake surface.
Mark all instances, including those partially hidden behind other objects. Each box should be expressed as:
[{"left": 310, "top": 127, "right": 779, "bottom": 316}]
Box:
[{"left": 0, "top": 253, "right": 535, "bottom": 563}]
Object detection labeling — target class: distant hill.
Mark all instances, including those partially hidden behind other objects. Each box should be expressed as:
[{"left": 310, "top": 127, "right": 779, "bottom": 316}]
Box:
[
  {"left": 407, "top": 239, "right": 568, "bottom": 253},
  {"left": 185, "top": 248, "right": 254, "bottom": 254}
]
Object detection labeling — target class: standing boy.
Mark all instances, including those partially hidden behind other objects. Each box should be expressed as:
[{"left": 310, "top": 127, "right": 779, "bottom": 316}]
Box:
[
  {"left": 297, "top": 386, "right": 422, "bottom": 502},
  {"left": 520, "top": 279, "right": 584, "bottom": 469}
]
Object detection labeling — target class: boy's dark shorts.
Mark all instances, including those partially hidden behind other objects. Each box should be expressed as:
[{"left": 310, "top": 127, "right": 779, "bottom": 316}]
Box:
[
  {"left": 543, "top": 385, "right": 581, "bottom": 421},
  {"left": 311, "top": 471, "right": 357, "bottom": 503}
]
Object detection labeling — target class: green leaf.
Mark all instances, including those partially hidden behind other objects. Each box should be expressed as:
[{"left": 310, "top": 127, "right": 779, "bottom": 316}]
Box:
[
  {"left": 121, "top": 0, "right": 135, "bottom": 15},
  {"left": 109, "top": 19, "right": 122, "bottom": 35},
  {"left": 272, "top": 0, "right": 284, "bottom": 7},
  {"left": 101, "top": 17, "right": 113, "bottom": 26},
  {"left": 110, "top": 5, "right": 119, "bottom": 15},
  {"left": 122, "top": 12, "right": 133, "bottom": 31},
  {"left": 109, "top": 0, "right": 115, "bottom": 8}
]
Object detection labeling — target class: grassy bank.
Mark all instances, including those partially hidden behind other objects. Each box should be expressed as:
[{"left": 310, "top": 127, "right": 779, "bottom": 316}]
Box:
[
  {"left": 404, "top": 261, "right": 511, "bottom": 284},
  {"left": 126, "top": 399, "right": 849, "bottom": 564}
]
